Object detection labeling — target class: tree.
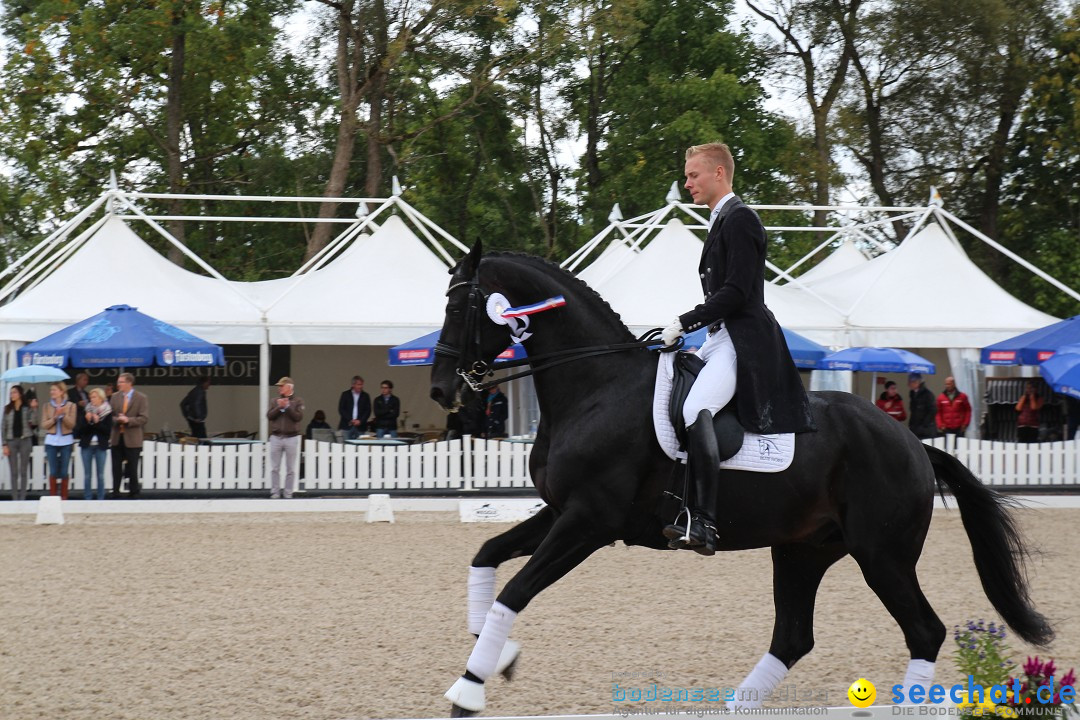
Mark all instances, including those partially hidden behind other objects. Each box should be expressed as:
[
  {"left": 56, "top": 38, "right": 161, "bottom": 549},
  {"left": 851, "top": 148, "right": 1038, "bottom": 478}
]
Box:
[
  {"left": 0, "top": 0, "right": 322, "bottom": 274},
  {"left": 302, "top": 0, "right": 527, "bottom": 260},
  {"left": 998, "top": 8, "right": 1080, "bottom": 317},
  {"left": 745, "top": 0, "right": 861, "bottom": 228},
  {"left": 577, "top": 0, "right": 806, "bottom": 237},
  {"left": 834, "top": 0, "right": 1061, "bottom": 247}
]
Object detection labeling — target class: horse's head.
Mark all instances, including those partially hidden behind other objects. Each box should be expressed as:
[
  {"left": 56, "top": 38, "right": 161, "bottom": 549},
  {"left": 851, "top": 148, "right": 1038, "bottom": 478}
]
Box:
[{"left": 430, "top": 240, "right": 517, "bottom": 411}]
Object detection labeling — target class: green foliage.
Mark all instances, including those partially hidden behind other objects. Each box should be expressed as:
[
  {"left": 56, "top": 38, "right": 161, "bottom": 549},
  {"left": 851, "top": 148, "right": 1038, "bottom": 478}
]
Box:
[
  {"left": 401, "top": 83, "right": 546, "bottom": 254},
  {"left": 999, "top": 8, "right": 1080, "bottom": 318},
  {"left": 577, "top": 0, "right": 803, "bottom": 237},
  {"left": 0, "top": 0, "right": 328, "bottom": 278},
  {"left": 954, "top": 619, "right": 1016, "bottom": 689}
]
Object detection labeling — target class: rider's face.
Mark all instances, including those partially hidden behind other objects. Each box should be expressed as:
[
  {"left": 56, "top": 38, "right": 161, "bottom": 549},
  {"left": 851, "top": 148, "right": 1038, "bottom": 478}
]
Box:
[{"left": 684, "top": 153, "right": 727, "bottom": 210}]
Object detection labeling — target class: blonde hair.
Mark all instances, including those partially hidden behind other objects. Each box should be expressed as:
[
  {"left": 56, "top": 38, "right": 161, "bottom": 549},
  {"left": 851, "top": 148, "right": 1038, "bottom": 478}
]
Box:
[
  {"left": 686, "top": 142, "right": 735, "bottom": 182},
  {"left": 50, "top": 381, "right": 68, "bottom": 394},
  {"left": 89, "top": 388, "right": 106, "bottom": 403}
]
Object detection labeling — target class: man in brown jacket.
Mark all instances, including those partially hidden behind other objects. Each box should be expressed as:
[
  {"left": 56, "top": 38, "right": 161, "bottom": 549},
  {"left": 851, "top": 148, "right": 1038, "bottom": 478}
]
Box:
[
  {"left": 266, "top": 377, "right": 304, "bottom": 499},
  {"left": 109, "top": 372, "right": 150, "bottom": 498}
]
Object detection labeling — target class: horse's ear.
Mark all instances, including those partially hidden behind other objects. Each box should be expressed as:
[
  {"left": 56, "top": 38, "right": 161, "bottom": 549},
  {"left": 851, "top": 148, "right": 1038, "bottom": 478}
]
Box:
[{"left": 454, "top": 238, "right": 482, "bottom": 277}]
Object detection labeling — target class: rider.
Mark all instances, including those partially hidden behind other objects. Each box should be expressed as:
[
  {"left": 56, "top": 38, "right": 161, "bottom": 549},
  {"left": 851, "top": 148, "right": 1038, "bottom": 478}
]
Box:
[{"left": 661, "top": 142, "right": 816, "bottom": 555}]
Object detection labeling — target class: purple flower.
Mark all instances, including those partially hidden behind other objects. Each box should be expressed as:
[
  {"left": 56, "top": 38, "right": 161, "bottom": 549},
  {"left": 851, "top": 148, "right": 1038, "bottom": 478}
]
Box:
[
  {"left": 1043, "top": 659, "right": 1057, "bottom": 678},
  {"left": 1060, "top": 669, "right": 1076, "bottom": 688},
  {"left": 1025, "top": 656, "right": 1043, "bottom": 676}
]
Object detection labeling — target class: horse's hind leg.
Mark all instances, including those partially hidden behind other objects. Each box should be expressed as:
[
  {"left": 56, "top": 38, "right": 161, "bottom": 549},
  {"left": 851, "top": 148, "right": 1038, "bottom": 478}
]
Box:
[
  {"left": 730, "top": 541, "right": 847, "bottom": 710},
  {"left": 463, "top": 507, "right": 556, "bottom": 681},
  {"left": 850, "top": 544, "right": 946, "bottom": 702},
  {"left": 446, "top": 507, "right": 612, "bottom": 716}
]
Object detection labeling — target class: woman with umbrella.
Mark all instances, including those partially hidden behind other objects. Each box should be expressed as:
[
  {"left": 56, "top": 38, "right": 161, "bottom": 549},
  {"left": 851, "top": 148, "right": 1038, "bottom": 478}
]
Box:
[
  {"left": 41, "top": 382, "right": 77, "bottom": 499},
  {"left": 2, "top": 386, "right": 35, "bottom": 500}
]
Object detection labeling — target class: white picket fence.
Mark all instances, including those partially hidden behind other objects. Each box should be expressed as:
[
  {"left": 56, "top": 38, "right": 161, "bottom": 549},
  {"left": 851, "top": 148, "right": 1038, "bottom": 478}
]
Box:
[
  {"left": 2, "top": 436, "right": 1077, "bottom": 495},
  {"left": 925, "top": 436, "right": 1080, "bottom": 487},
  {"left": 0, "top": 437, "right": 534, "bottom": 494}
]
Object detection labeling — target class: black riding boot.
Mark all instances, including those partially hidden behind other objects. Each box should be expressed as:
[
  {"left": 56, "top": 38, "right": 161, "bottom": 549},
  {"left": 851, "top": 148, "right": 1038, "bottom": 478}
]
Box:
[{"left": 663, "top": 409, "right": 721, "bottom": 556}]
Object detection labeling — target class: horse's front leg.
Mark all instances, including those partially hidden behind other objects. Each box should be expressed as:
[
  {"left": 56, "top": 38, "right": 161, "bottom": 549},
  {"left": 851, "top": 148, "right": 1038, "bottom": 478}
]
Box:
[
  {"left": 446, "top": 506, "right": 613, "bottom": 717},
  {"left": 464, "top": 506, "right": 556, "bottom": 682}
]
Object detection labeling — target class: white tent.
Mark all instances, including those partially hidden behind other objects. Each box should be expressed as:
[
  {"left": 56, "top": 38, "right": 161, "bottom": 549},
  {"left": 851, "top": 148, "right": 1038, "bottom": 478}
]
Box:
[
  {"left": 263, "top": 215, "right": 451, "bottom": 345},
  {"left": 575, "top": 239, "right": 637, "bottom": 289},
  {"left": 0, "top": 188, "right": 468, "bottom": 438},
  {"left": 585, "top": 218, "right": 849, "bottom": 342},
  {"left": 791, "top": 223, "right": 1059, "bottom": 348},
  {"left": 0, "top": 216, "right": 266, "bottom": 343},
  {"left": 786, "top": 239, "right": 868, "bottom": 286}
]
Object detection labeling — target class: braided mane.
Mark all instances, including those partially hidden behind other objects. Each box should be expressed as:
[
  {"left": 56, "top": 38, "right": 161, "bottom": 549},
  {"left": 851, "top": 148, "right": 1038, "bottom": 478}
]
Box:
[{"left": 484, "top": 252, "right": 636, "bottom": 342}]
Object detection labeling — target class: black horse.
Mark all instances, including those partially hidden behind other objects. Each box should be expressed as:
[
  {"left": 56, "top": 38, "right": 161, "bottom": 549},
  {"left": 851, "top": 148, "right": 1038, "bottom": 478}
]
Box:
[{"left": 430, "top": 243, "right": 1052, "bottom": 717}]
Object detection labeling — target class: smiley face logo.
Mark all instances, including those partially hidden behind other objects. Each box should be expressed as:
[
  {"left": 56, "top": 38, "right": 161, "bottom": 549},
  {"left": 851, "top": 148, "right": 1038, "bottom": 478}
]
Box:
[{"left": 848, "top": 678, "right": 876, "bottom": 708}]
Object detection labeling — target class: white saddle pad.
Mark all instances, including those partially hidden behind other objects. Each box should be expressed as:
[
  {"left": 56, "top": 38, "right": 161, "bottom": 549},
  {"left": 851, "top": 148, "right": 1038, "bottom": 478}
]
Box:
[{"left": 653, "top": 352, "right": 795, "bottom": 472}]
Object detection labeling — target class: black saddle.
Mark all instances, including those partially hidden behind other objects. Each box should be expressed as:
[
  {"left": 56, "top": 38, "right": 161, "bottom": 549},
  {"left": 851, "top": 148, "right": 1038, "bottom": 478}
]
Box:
[{"left": 668, "top": 350, "right": 743, "bottom": 462}]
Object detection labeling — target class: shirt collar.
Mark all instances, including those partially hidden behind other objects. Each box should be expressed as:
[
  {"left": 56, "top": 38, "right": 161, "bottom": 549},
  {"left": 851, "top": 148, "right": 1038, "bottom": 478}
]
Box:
[{"left": 709, "top": 193, "right": 736, "bottom": 229}]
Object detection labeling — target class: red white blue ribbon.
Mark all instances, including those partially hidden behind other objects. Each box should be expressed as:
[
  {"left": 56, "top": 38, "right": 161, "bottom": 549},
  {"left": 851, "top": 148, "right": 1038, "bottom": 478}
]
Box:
[
  {"left": 501, "top": 296, "right": 566, "bottom": 318},
  {"left": 485, "top": 294, "right": 566, "bottom": 344}
]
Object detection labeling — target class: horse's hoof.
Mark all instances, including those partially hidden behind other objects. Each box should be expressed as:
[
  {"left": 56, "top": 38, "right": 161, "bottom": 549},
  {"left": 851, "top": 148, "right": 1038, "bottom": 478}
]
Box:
[{"left": 450, "top": 704, "right": 478, "bottom": 718}]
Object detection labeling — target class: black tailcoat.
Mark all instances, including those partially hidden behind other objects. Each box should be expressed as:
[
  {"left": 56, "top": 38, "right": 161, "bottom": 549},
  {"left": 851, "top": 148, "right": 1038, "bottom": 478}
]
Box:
[{"left": 678, "top": 197, "right": 816, "bottom": 434}]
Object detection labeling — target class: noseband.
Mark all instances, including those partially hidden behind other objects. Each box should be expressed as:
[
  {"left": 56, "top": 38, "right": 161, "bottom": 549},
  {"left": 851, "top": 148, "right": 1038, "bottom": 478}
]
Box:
[
  {"left": 434, "top": 279, "right": 494, "bottom": 392},
  {"left": 436, "top": 276, "right": 681, "bottom": 394}
]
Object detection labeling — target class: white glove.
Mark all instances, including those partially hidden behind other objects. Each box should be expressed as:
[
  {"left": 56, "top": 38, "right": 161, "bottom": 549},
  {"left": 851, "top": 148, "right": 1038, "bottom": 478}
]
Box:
[{"left": 661, "top": 318, "right": 684, "bottom": 347}]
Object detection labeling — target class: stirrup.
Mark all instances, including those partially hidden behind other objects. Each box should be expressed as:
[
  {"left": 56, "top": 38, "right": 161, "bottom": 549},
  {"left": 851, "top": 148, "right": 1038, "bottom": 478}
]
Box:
[{"left": 662, "top": 506, "right": 693, "bottom": 548}]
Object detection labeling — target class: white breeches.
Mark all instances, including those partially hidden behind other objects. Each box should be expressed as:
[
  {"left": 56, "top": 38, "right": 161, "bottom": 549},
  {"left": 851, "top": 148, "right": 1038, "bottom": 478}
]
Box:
[{"left": 683, "top": 326, "right": 738, "bottom": 427}]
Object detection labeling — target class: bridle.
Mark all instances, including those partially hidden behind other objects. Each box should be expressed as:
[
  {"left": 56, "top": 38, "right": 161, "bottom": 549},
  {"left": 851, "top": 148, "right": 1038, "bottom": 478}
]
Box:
[{"left": 434, "top": 275, "right": 682, "bottom": 394}]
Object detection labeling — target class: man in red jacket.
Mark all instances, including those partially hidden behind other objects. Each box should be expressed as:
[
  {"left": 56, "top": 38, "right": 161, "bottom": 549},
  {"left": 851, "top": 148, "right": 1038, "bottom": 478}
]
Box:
[{"left": 936, "top": 376, "right": 972, "bottom": 439}]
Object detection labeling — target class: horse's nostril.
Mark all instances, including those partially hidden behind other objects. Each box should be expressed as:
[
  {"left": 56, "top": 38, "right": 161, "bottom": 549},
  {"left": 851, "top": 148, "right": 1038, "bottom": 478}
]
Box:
[{"left": 430, "top": 387, "right": 444, "bottom": 402}]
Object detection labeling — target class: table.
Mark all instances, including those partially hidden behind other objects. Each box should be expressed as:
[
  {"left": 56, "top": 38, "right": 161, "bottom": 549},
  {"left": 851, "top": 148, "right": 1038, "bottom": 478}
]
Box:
[
  {"left": 202, "top": 437, "right": 263, "bottom": 446},
  {"left": 502, "top": 436, "right": 535, "bottom": 444}
]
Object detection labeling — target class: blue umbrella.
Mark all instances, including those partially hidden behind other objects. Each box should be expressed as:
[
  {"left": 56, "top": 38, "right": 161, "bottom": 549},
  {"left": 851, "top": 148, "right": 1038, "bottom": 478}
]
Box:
[
  {"left": 1038, "top": 343, "right": 1080, "bottom": 399},
  {"left": 0, "top": 365, "right": 71, "bottom": 383},
  {"left": 388, "top": 330, "right": 526, "bottom": 367},
  {"left": 683, "top": 326, "right": 827, "bottom": 369},
  {"left": 16, "top": 305, "right": 225, "bottom": 368},
  {"left": 819, "top": 347, "right": 936, "bottom": 374},
  {"left": 980, "top": 315, "right": 1080, "bottom": 365}
]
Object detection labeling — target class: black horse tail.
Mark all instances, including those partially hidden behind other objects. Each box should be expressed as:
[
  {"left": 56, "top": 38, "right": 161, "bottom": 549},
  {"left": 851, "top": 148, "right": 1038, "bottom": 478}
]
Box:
[{"left": 924, "top": 444, "right": 1054, "bottom": 647}]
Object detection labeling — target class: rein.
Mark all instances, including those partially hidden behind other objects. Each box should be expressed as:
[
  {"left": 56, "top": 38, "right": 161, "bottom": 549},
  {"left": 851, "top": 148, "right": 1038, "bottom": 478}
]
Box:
[
  {"left": 436, "top": 275, "right": 683, "bottom": 393},
  {"left": 467, "top": 329, "right": 683, "bottom": 392}
]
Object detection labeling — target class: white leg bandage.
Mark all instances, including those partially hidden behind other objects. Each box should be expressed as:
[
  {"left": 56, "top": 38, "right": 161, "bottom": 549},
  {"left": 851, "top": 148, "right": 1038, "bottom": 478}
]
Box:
[
  {"left": 900, "top": 659, "right": 936, "bottom": 704},
  {"left": 465, "top": 601, "right": 517, "bottom": 681},
  {"left": 728, "top": 653, "right": 789, "bottom": 710},
  {"left": 468, "top": 566, "right": 496, "bottom": 635}
]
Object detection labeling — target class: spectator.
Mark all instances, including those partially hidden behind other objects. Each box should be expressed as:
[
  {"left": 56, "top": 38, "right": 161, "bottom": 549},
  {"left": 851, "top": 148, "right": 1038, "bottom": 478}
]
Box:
[
  {"left": 68, "top": 371, "right": 91, "bottom": 441},
  {"left": 267, "top": 377, "right": 304, "bottom": 499},
  {"left": 2, "top": 385, "right": 35, "bottom": 500},
  {"left": 338, "top": 375, "right": 371, "bottom": 440},
  {"left": 907, "top": 373, "right": 938, "bottom": 440},
  {"left": 305, "top": 409, "right": 332, "bottom": 440},
  {"left": 180, "top": 377, "right": 211, "bottom": 439},
  {"left": 936, "top": 376, "right": 972, "bottom": 439},
  {"left": 373, "top": 380, "right": 401, "bottom": 438},
  {"left": 79, "top": 388, "right": 112, "bottom": 500},
  {"left": 483, "top": 385, "right": 509, "bottom": 439},
  {"left": 109, "top": 372, "right": 150, "bottom": 498},
  {"left": 875, "top": 381, "right": 907, "bottom": 422},
  {"left": 1015, "top": 380, "right": 1044, "bottom": 444},
  {"left": 42, "top": 381, "right": 77, "bottom": 499}
]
